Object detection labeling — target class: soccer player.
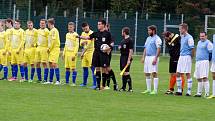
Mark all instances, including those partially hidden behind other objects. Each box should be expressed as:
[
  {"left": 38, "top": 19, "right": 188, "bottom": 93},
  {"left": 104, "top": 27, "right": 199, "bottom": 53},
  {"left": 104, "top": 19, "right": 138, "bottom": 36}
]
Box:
[
  {"left": 9, "top": 20, "right": 25, "bottom": 82},
  {"left": 44, "top": 18, "right": 61, "bottom": 85},
  {"left": 63, "top": 22, "right": 79, "bottom": 86},
  {"left": 193, "top": 32, "right": 212, "bottom": 97},
  {"left": 118, "top": 27, "right": 134, "bottom": 92},
  {"left": 23, "top": 21, "right": 37, "bottom": 82},
  {"left": 35, "top": 19, "right": 49, "bottom": 83},
  {"left": 80, "top": 20, "right": 113, "bottom": 90},
  {"left": 105, "top": 23, "right": 118, "bottom": 91},
  {"left": 162, "top": 31, "right": 185, "bottom": 95},
  {"left": 175, "top": 23, "right": 195, "bottom": 96},
  {"left": 5, "top": 18, "right": 14, "bottom": 80},
  {"left": 208, "top": 34, "right": 215, "bottom": 99},
  {"left": 79, "top": 22, "right": 97, "bottom": 88},
  {"left": 0, "top": 20, "right": 8, "bottom": 80},
  {"left": 141, "top": 25, "right": 162, "bottom": 95}
]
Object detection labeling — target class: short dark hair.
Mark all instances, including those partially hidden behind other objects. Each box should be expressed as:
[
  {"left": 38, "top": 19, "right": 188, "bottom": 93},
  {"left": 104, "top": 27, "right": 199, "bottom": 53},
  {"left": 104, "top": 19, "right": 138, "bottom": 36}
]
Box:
[
  {"left": 40, "top": 19, "right": 46, "bottom": 23},
  {"left": 200, "top": 31, "right": 207, "bottom": 35},
  {"left": 98, "top": 19, "right": 106, "bottom": 26},
  {"left": 5, "top": 18, "right": 13, "bottom": 25},
  {"left": 82, "top": 22, "right": 88, "bottom": 27},
  {"left": 179, "top": 23, "right": 188, "bottom": 30},
  {"left": 162, "top": 31, "right": 172, "bottom": 37},
  {"left": 27, "top": 20, "right": 33, "bottom": 24},
  {"left": 148, "top": 25, "right": 157, "bottom": 33},
  {"left": 122, "top": 27, "right": 130, "bottom": 35},
  {"left": 15, "top": 19, "right": 21, "bottom": 23},
  {"left": 47, "top": 18, "right": 55, "bottom": 25}
]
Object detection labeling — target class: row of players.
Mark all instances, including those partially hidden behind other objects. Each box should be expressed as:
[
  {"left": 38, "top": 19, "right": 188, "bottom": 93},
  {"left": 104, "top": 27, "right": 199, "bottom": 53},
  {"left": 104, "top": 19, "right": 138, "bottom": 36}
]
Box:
[{"left": 0, "top": 18, "right": 133, "bottom": 92}]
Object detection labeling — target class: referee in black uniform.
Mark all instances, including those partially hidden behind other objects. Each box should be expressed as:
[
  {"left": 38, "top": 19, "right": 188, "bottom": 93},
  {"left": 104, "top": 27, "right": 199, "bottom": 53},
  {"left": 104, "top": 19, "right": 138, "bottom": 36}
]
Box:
[
  {"left": 81, "top": 20, "right": 113, "bottom": 90},
  {"left": 119, "top": 27, "right": 134, "bottom": 92}
]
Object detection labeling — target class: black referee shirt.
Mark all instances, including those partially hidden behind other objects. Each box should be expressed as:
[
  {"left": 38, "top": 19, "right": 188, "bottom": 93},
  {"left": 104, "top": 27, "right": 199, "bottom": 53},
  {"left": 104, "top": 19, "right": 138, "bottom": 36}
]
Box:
[
  {"left": 166, "top": 34, "right": 180, "bottom": 61},
  {"left": 120, "top": 37, "right": 134, "bottom": 56}
]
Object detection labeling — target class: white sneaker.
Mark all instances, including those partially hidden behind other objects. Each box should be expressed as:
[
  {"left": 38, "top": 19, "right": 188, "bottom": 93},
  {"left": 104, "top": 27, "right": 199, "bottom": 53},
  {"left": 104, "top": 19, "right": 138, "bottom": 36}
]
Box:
[
  {"left": 104, "top": 86, "right": 110, "bottom": 90},
  {"left": 71, "top": 83, "right": 76, "bottom": 87},
  {"left": 43, "top": 81, "right": 53, "bottom": 84},
  {"left": 54, "top": 81, "right": 61, "bottom": 85}
]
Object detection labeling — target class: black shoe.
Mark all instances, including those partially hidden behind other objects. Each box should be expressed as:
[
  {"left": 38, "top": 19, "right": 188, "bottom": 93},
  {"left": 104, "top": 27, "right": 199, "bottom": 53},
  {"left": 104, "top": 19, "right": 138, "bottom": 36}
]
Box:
[
  {"left": 0, "top": 77, "right": 7, "bottom": 80},
  {"left": 186, "top": 93, "right": 191, "bottom": 96},
  {"left": 174, "top": 92, "right": 182, "bottom": 96},
  {"left": 113, "top": 84, "right": 118, "bottom": 91},
  {"left": 165, "top": 90, "right": 174, "bottom": 95},
  {"left": 119, "top": 88, "right": 126, "bottom": 92},
  {"left": 194, "top": 94, "right": 202, "bottom": 97}
]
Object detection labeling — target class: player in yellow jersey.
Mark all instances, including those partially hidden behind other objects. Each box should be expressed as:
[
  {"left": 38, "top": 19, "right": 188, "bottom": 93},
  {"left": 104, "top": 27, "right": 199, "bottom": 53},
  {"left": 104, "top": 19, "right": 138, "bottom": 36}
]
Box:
[
  {"left": 23, "top": 21, "right": 38, "bottom": 82},
  {"left": 9, "top": 20, "right": 25, "bottom": 81},
  {"left": 5, "top": 18, "right": 13, "bottom": 80},
  {"left": 63, "top": 22, "right": 79, "bottom": 86},
  {"left": 44, "top": 18, "right": 61, "bottom": 85},
  {"left": 0, "top": 20, "right": 8, "bottom": 80},
  {"left": 35, "top": 19, "right": 49, "bottom": 83},
  {"left": 79, "top": 22, "right": 97, "bottom": 88}
]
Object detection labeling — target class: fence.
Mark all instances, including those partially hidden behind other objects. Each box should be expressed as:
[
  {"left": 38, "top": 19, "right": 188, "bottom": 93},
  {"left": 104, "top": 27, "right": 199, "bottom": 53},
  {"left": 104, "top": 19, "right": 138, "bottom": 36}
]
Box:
[{"left": 0, "top": 1, "right": 214, "bottom": 55}]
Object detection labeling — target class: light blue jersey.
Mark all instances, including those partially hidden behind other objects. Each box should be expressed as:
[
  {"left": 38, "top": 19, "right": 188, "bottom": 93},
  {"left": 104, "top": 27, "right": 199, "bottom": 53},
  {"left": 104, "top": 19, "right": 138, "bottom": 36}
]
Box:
[
  {"left": 144, "top": 34, "right": 162, "bottom": 56},
  {"left": 180, "top": 33, "right": 195, "bottom": 56},
  {"left": 196, "top": 39, "right": 213, "bottom": 61},
  {"left": 212, "top": 35, "right": 215, "bottom": 62}
]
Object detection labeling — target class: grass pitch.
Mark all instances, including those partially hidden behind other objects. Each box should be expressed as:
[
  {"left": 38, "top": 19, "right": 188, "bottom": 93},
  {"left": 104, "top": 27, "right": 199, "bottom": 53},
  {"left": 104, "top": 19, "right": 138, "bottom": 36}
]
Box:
[{"left": 0, "top": 55, "right": 215, "bottom": 121}]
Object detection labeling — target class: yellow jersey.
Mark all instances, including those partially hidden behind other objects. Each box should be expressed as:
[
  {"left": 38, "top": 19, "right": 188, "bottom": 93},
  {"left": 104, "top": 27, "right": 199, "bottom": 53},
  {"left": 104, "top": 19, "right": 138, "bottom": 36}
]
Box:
[
  {"left": 48, "top": 27, "right": 60, "bottom": 50},
  {"left": 0, "top": 31, "right": 7, "bottom": 50},
  {"left": 37, "top": 28, "right": 49, "bottom": 48},
  {"left": 11, "top": 28, "right": 25, "bottom": 50},
  {"left": 5, "top": 28, "right": 13, "bottom": 51},
  {"left": 63, "top": 32, "right": 79, "bottom": 55},
  {"left": 25, "top": 28, "right": 38, "bottom": 49},
  {"left": 80, "top": 30, "right": 94, "bottom": 52}
]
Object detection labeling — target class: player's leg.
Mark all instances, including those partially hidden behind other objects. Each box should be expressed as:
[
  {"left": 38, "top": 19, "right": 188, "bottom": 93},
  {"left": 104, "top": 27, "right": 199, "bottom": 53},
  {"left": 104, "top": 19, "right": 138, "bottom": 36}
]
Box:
[
  {"left": 23, "top": 50, "right": 29, "bottom": 82},
  {"left": 29, "top": 64, "right": 35, "bottom": 82},
  {"left": 54, "top": 63, "right": 60, "bottom": 85},
  {"left": 41, "top": 48, "right": 49, "bottom": 83},
  {"left": 0, "top": 51, "right": 8, "bottom": 80},
  {"left": 80, "top": 54, "right": 88, "bottom": 86},
  {"left": 29, "top": 48, "right": 36, "bottom": 82},
  {"left": 142, "top": 56, "right": 152, "bottom": 94},
  {"left": 65, "top": 68, "right": 71, "bottom": 84},
  {"left": 194, "top": 78, "right": 203, "bottom": 97},
  {"left": 71, "top": 56, "right": 77, "bottom": 86},
  {"left": 50, "top": 49, "right": 61, "bottom": 85},
  {"left": 203, "top": 77, "right": 210, "bottom": 97},
  {"left": 92, "top": 51, "right": 101, "bottom": 90},
  {"left": 185, "top": 73, "right": 192, "bottom": 96},
  {"left": 35, "top": 48, "right": 42, "bottom": 82},
  {"left": 65, "top": 54, "right": 70, "bottom": 84},
  {"left": 150, "top": 72, "right": 159, "bottom": 94},
  {"left": 9, "top": 49, "right": 18, "bottom": 81},
  {"left": 208, "top": 71, "right": 215, "bottom": 99},
  {"left": 47, "top": 62, "right": 53, "bottom": 84},
  {"left": 18, "top": 50, "right": 25, "bottom": 82},
  {"left": 90, "top": 66, "right": 97, "bottom": 88},
  {"left": 175, "top": 56, "right": 183, "bottom": 95}
]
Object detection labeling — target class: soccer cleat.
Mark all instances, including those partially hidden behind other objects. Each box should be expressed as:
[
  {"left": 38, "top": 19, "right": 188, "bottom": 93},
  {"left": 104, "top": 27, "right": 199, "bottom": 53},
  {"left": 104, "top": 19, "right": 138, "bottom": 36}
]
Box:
[
  {"left": 141, "top": 90, "right": 151, "bottom": 94},
  {"left": 165, "top": 90, "right": 174, "bottom": 95},
  {"left": 19, "top": 78, "right": 25, "bottom": 82},
  {"left": 54, "top": 81, "right": 61, "bottom": 85},
  {"left": 28, "top": 79, "right": 33, "bottom": 83},
  {"left": 128, "top": 89, "right": 133, "bottom": 92},
  {"left": 90, "top": 85, "right": 97, "bottom": 89},
  {"left": 207, "top": 95, "right": 215, "bottom": 99},
  {"left": 104, "top": 86, "right": 110, "bottom": 90},
  {"left": 43, "top": 81, "right": 53, "bottom": 84},
  {"left": 71, "top": 83, "right": 76, "bottom": 87},
  {"left": 8, "top": 77, "right": 17, "bottom": 81},
  {"left": 119, "top": 88, "right": 126, "bottom": 92},
  {"left": 194, "top": 94, "right": 202, "bottom": 97},
  {"left": 186, "top": 93, "right": 191, "bottom": 96},
  {"left": 150, "top": 90, "right": 157, "bottom": 95},
  {"left": 79, "top": 83, "right": 87, "bottom": 87},
  {"left": 174, "top": 92, "right": 182, "bottom": 96},
  {"left": 0, "top": 77, "right": 7, "bottom": 81},
  {"left": 204, "top": 93, "right": 210, "bottom": 98}
]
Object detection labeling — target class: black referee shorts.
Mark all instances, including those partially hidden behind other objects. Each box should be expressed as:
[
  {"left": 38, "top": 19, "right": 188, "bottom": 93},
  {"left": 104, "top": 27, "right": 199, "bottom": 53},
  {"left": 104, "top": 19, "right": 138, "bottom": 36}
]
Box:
[
  {"left": 169, "top": 58, "right": 178, "bottom": 73},
  {"left": 120, "top": 55, "right": 132, "bottom": 72},
  {"left": 92, "top": 51, "right": 110, "bottom": 68}
]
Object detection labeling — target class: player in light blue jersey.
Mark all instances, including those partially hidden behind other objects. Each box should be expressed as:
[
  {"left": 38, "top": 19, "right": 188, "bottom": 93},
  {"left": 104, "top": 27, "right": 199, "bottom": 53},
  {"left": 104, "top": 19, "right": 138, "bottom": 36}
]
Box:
[
  {"left": 141, "top": 25, "right": 162, "bottom": 95},
  {"left": 208, "top": 34, "right": 215, "bottom": 99},
  {"left": 175, "top": 23, "right": 195, "bottom": 96},
  {"left": 194, "top": 32, "right": 213, "bottom": 97}
]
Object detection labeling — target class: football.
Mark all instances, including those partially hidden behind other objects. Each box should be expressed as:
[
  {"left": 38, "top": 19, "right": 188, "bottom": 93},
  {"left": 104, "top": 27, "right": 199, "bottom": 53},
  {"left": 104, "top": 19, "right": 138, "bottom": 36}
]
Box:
[{"left": 100, "top": 44, "right": 110, "bottom": 52}]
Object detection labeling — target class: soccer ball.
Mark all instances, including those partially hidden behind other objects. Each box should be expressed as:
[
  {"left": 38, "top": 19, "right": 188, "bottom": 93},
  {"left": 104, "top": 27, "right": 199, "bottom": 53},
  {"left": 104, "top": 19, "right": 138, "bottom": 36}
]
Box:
[{"left": 100, "top": 44, "right": 110, "bottom": 52}]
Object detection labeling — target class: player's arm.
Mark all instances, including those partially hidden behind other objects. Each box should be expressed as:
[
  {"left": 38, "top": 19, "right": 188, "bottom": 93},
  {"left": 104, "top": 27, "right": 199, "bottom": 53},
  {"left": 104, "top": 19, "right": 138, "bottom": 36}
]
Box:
[
  {"left": 188, "top": 37, "right": 195, "bottom": 59},
  {"left": 152, "top": 38, "right": 162, "bottom": 65},
  {"left": 127, "top": 40, "right": 134, "bottom": 65},
  {"left": 33, "top": 29, "right": 38, "bottom": 47},
  {"left": 208, "top": 41, "right": 213, "bottom": 61},
  {"left": 74, "top": 33, "right": 79, "bottom": 56},
  {"left": 141, "top": 39, "right": 147, "bottom": 63}
]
